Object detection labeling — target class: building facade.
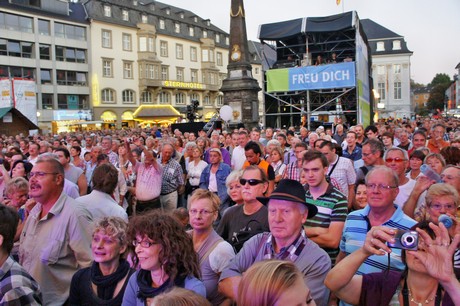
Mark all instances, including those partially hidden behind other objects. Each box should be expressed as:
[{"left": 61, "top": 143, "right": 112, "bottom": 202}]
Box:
[{"left": 361, "top": 19, "right": 413, "bottom": 119}]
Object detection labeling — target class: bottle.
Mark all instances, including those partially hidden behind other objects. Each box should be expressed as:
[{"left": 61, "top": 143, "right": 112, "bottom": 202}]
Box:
[
  {"left": 438, "top": 214, "right": 453, "bottom": 229},
  {"left": 420, "top": 164, "right": 442, "bottom": 183}
]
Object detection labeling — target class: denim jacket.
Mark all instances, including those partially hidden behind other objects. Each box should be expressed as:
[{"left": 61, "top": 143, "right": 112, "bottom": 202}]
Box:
[{"left": 199, "top": 162, "right": 232, "bottom": 213}]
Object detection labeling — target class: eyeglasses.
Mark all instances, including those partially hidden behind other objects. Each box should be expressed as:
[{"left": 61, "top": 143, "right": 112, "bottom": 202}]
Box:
[
  {"left": 189, "top": 209, "right": 215, "bottom": 215},
  {"left": 240, "top": 178, "right": 264, "bottom": 186},
  {"left": 29, "top": 171, "right": 59, "bottom": 178},
  {"left": 366, "top": 183, "right": 398, "bottom": 191},
  {"left": 132, "top": 240, "right": 156, "bottom": 248},
  {"left": 429, "top": 204, "right": 456, "bottom": 211},
  {"left": 362, "top": 152, "right": 375, "bottom": 157},
  {"left": 385, "top": 157, "right": 406, "bottom": 163}
]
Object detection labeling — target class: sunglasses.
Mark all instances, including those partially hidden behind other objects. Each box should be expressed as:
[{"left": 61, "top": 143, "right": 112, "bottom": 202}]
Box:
[
  {"left": 240, "top": 178, "right": 264, "bottom": 186},
  {"left": 385, "top": 157, "right": 406, "bottom": 163}
]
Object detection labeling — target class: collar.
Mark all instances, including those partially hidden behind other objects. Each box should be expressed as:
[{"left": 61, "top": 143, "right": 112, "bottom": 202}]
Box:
[
  {"left": 0, "top": 256, "right": 14, "bottom": 279},
  {"left": 263, "top": 230, "right": 307, "bottom": 261},
  {"left": 30, "top": 191, "right": 67, "bottom": 220}
]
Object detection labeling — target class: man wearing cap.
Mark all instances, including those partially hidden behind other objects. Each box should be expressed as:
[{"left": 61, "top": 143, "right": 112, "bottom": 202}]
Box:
[
  {"left": 218, "top": 179, "right": 331, "bottom": 306},
  {"left": 199, "top": 148, "right": 232, "bottom": 215}
]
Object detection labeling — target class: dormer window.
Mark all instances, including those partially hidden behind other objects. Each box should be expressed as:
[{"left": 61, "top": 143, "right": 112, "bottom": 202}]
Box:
[
  {"left": 150, "top": 4, "right": 155, "bottom": 11},
  {"left": 175, "top": 23, "right": 180, "bottom": 33},
  {"left": 392, "top": 40, "right": 401, "bottom": 50},
  {"left": 103, "top": 5, "right": 111, "bottom": 17},
  {"left": 194, "top": 16, "right": 198, "bottom": 22},
  {"left": 159, "top": 19, "right": 165, "bottom": 29},
  {"left": 166, "top": 8, "right": 170, "bottom": 15},
  {"left": 122, "top": 10, "right": 129, "bottom": 21},
  {"left": 180, "top": 13, "right": 184, "bottom": 19},
  {"left": 225, "top": 37, "right": 229, "bottom": 45},
  {"left": 203, "top": 30, "right": 208, "bottom": 38},
  {"left": 206, "top": 20, "right": 211, "bottom": 26},
  {"left": 141, "top": 15, "right": 148, "bottom": 24},
  {"left": 189, "top": 26, "right": 194, "bottom": 37},
  {"left": 215, "top": 34, "right": 220, "bottom": 43},
  {"left": 376, "top": 41, "right": 385, "bottom": 51},
  {"left": 133, "top": 0, "right": 138, "bottom": 6}
]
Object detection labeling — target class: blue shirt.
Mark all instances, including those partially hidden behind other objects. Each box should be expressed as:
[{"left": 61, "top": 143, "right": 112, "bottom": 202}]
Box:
[
  {"left": 200, "top": 162, "right": 232, "bottom": 213},
  {"left": 342, "top": 146, "right": 362, "bottom": 161}
]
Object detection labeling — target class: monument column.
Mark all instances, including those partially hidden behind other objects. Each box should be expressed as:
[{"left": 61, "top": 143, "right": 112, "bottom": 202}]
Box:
[{"left": 220, "top": 0, "right": 261, "bottom": 130}]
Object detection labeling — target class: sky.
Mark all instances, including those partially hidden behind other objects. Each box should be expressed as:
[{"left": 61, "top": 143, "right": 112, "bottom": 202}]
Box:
[{"left": 164, "top": 0, "right": 460, "bottom": 85}]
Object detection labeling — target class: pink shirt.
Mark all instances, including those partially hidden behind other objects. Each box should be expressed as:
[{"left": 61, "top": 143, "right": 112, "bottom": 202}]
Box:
[{"left": 134, "top": 162, "right": 162, "bottom": 201}]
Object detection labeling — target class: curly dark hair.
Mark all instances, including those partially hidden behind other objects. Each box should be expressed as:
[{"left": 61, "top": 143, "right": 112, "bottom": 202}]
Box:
[{"left": 127, "top": 210, "right": 200, "bottom": 284}]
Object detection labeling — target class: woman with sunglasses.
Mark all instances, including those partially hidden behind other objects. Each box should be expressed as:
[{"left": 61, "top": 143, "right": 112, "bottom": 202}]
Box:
[
  {"left": 325, "top": 221, "right": 460, "bottom": 306},
  {"left": 188, "top": 189, "right": 235, "bottom": 305},
  {"left": 123, "top": 210, "right": 205, "bottom": 306}
]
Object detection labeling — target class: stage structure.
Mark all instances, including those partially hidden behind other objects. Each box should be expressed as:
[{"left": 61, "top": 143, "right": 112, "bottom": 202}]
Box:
[{"left": 259, "top": 11, "right": 372, "bottom": 129}]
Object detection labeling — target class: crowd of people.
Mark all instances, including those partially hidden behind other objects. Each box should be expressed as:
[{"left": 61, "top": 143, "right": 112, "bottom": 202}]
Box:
[{"left": 0, "top": 116, "right": 460, "bottom": 305}]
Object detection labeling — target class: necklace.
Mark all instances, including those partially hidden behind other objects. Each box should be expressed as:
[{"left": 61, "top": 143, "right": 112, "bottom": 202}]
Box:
[{"left": 408, "top": 288, "right": 436, "bottom": 306}]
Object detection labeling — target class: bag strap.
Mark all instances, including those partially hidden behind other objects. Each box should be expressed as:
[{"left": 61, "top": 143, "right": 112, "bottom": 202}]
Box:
[{"left": 199, "top": 237, "right": 224, "bottom": 266}]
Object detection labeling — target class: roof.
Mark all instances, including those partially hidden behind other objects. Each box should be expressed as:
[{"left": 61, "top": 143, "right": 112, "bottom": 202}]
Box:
[
  {"left": 133, "top": 105, "right": 181, "bottom": 119},
  {"left": 249, "top": 40, "right": 276, "bottom": 70},
  {"left": 361, "top": 19, "right": 412, "bottom": 55},
  {"left": 360, "top": 19, "right": 401, "bottom": 39},
  {"left": 0, "top": 107, "right": 39, "bottom": 129}
]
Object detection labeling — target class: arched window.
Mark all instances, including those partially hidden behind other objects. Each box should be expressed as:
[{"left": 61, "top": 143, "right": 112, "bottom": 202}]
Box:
[
  {"left": 159, "top": 92, "right": 170, "bottom": 104},
  {"left": 140, "top": 91, "right": 153, "bottom": 104},
  {"left": 122, "top": 89, "right": 135, "bottom": 104},
  {"left": 101, "top": 88, "right": 115, "bottom": 103},
  {"left": 175, "top": 92, "right": 185, "bottom": 105}
]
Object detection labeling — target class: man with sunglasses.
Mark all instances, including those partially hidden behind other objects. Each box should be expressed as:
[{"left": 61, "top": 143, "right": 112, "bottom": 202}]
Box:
[
  {"left": 384, "top": 147, "right": 415, "bottom": 207},
  {"left": 216, "top": 166, "right": 270, "bottom": 250}
]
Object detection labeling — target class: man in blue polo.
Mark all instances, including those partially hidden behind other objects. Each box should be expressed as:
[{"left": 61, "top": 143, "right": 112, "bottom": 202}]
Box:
[{"left": 218, "top": 179, "right": 331, "bottom": 306}]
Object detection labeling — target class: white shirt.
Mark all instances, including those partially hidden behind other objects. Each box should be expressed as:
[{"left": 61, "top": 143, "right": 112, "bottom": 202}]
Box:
[
  {"left": 76, "top": 190, "right": 128, "bottom": 222},
  {"left": 231, "top": 146, "right": 246, "bottom": 170}
]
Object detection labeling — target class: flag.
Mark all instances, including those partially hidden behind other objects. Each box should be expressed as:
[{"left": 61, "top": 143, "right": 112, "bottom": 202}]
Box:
[{"left": 336, "top": 0, "right": 341, "bottom": 5}]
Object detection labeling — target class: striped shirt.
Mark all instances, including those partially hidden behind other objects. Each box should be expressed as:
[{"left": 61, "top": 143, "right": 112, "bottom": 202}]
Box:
[
  {"left": 304, "top": 184, "right": 348, "bottom": 263},
  {"left": 340, "top": 205, "right": 416, "bottom": 275}
]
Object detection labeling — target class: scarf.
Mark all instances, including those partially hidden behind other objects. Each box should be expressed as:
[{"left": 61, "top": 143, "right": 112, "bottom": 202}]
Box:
[
  {"left": 136, "top": 269, "right": 186, "bottom": 300},
  {"left": 90, "top": 259, "right": 130, "bottom": 300}
]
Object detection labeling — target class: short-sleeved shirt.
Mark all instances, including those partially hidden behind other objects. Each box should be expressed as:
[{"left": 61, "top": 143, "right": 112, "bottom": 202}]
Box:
[
  {"left": 0, "top": 256, "right": 42, "bottom": 305},
  {"left": 340, "top": 204, "right": 416, "bottom": 275},
  {"left": 160, "top": 158, "right": 184, "bottom": 194},
  {"left": 343, "top": 146, "right": 362, "bottom": 161},
  {"left": 304, "top": 184, "right": 348, "bottom": 263},
  {"left": 327, "top": 155, "right": 356, "bottom": 197}
]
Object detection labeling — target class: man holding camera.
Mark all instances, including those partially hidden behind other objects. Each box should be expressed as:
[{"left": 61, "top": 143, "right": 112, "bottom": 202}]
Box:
[{"left": 337, "top": 166, "right": 416, "bottom": 275}]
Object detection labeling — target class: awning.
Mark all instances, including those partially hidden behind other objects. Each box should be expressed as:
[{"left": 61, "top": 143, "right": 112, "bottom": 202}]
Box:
[
  {"left": 133, "top": 105, "right": 182, "bottom": 122},
  {"left": 0, "top": 107, "right": 39, "bottom": 129},
  {"left": 73, "top": 121, "right": 104, "bottom": 125},
  {"left": 0, "top": 107, "right": 13, "bottom": 118}
]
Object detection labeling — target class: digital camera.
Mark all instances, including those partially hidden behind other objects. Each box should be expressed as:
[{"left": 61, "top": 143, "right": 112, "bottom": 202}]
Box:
[{"left": 387, "top": 230, "right": 418, "bottom": 251}]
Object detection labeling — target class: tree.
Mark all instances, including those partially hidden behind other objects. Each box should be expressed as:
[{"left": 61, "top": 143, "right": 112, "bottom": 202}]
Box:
[{"left": 426, "top": 73, "right": 451, "bottom": 112}]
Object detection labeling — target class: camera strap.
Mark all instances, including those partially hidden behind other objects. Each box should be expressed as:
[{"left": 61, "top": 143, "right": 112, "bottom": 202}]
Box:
[{"left": 402, "top": 277, "right": 442, "bottom": 306}]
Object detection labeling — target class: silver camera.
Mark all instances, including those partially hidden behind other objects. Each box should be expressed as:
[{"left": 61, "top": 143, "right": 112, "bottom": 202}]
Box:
[{"left": 387, "top": 230, "right": 418, "bottom": 251}]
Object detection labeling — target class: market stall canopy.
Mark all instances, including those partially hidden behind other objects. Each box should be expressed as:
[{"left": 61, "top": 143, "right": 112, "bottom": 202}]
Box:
[
  {"left": 0, "top": 107, "right": 39, "bottom": 129},
  {"left": 258, "top": 11, "right": 356, "bottom": 40},
  {"left": 133, "top": 105, "right": 182, "bottom": 124}
]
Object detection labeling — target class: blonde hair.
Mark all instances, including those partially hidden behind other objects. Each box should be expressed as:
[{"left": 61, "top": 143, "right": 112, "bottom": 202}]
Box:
[
  {"left": 93, "top": 217, "right": 129, "bottom": 253},
  {"left": 188, "top": 189, "right": 220, "bottom": 212},
  {"left": 425, "top": 183, "right": 459, "bottom": 208},
  {"left": 237, "top": 260, "right": 305, "bottom": 306},
  {"left": 150, "top": 287, "right": 211, "bottom": 306}
]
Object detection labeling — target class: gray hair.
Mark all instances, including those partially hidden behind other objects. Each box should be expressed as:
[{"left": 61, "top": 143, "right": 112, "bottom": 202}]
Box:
[
  {"left": 267, "top": 139, "right": 281, "bottom": 147},
  {"left": 226, "top": 170, "right": 243, "bottom": 188},
  {"left": 365, "top": 165, "right": 399, "bottom": 187},
  {"left": 384, "top": 147, "right": 409, "bottom": 161},
  {"left": 184, "top": 141, "right": 197, "bottom": 150}
]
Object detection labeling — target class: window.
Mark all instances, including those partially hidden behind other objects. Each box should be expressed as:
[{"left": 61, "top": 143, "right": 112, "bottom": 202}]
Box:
[
  {"left": 166, "top": 8, "right": 170, "bottom": 15},
  {"left": 190, "top": 93, "right": 199, "bottom": 103},
  {"left": 191, "top": 69, "right": 198, "bottom": 82},
  {"left": 39, "top": 44, "right": 50, "bottom": 60},
  {"left": 42, "top": 93, "right": 53, "bottom": 109},
  {"left": 215, "top": 34, "right": 220, "bottom": 43},
  {"left": 393, "top": 40, "right": 401, "bottom": 50},
  {"left": 254, "top": 67, "right": 259, "bottom": 75},
  {"left": 216, "top": 52, "right": 223, "bottom": 66},
  {"left": 102, "top": 30, "right": 112, "bottom": 48},
  {"left": 203, "top": 95, "right": 211, "bottom": 105},
  {"left": 176, "top": 44, "right": 183, "bottom": 59},
  {"left": 202, "top": 30, "right": 208, "bottom": 38},
  {"left": 175, "top": 93, "right": 185, "bottom": 105},
  {"left": 394, "top": 82, "right": 401, "bottom": 100},
  {"left": 40, "top": 69, "right": 51, "bottom": 84},
  {"left": 206, "top": 20, "right": 211, "bottom": 26},
  {"left": 393, "top": 64, "right": 401, "bottom": 74},
  {"left": 141, "top": 15, "right": 148, "bottom": 23},
  {"left": 20, "top": 41, "right": 31, "bottom": 58},
  {"left": 376, "top": 41, "right": 385, "bottom": 51},
  {"left": 76, "top": 49, "right": 86, "bottom": 63},
  {"left": 76, "top": 72, "right": 86, "bottom": 85},
  {"left": 175, "top": 23, "right": 180, "bottom": 33},
  {"left": 122, "top": 89, "right": 135, "bottom": 103},
  {"left": 55, "top": 46, "right": 86, "bottom": 63},
  {"left": 56, "top": 70, "right": 86, "bottom": 86},
  {"left": 123, "top": 62, "right": 133, "bottom": 79},
  {"left": 377, "top": 65, "right": 385, "bottom": 75},
  {"left": 378, "top": 82, "right": 386, "bottom": 100},
  {"left": 1, "top": 40, "right": 34, "bottom": 58},
  {"left": 190, "top": 47, "right": 197, "bottom": 61},
  {"left": 122, "top": 10, "right": 129, "bottom": 21},
  {"left": 202, "top": 49, "right": 209, "bottom": 62},
  {"left": 161, "top": 66, "right": 168, "bottom": 80},
  {"left": 38, "top": 19, "right": 50, "bottom": 35},
  {"left": 159, "top": 19, "right": 165, "bottom": 29},
  {"left": 144, "top": 64, "right": 157, "bottom": 79},
  {"left": 160, "top": 41, "right": 168, "bottom": 57},
  {"left": 102, "top": 88, "right": 115, "bottom": 103},
  {"left": 189, "top": 26, "right": 194, "bottom": 36},
  {"left": 217, "top": 95, "right": 223, "bottom": 106},
  {"left": 1, "top": 13, "right": 33, "bottom": 33},
  {"left": 176, "top": 67, "right": 184, "bottom": 81},
  {"left": 141, "top": 91, "right": 153, "bottom": 103},
  {"left": 65, "top": 48, "right": 76, "bottom": 62},
  {"left": 102, "top": 59, "right": 113, "bottom": 77},
  {"left": 225, "top": 37, "right": 229, "bottom": 45},
  {"left": 210, "top": 72, "right": 216, "bottom": 85},
  {"left": 122, "top": 33, "right": 132, "bottom": 51},
  {"left": 194, "top": 16, "right": 198, "bottom": 22},
  {"left": 103, "top": 5, "right": 111, "bottom": 17},
  {"left": 180, "top": 13, "right": 184, "bottom": 19},
  {"left": 159, "top": 92, "right": 170, "bottom": 104},
  {"left": 133, "top": 0, "right": 137, "bottom": 5}
]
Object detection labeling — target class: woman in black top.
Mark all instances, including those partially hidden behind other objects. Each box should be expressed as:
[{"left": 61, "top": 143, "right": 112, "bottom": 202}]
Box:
[{"left": 69, "top": 217, "right": 134, "bottom": 306}]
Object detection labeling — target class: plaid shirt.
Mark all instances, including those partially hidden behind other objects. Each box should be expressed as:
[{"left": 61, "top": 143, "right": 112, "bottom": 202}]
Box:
[
  {"left": 160, "top": 158, "right": 184, "bottom": 194},
  {"left": 262, "top": 230, "right": 307, "bottom": 262},
  {"left": 284, "top": 161, "right": 301, "bottom": 181},
  {"left": 0, "top": 256, "right": 42, "bottom": 305}
]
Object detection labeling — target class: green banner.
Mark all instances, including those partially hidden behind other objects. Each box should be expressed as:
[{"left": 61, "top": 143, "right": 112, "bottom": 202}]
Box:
[{"left": 266, "top": 69, "right": 289, "bottom": 92}]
